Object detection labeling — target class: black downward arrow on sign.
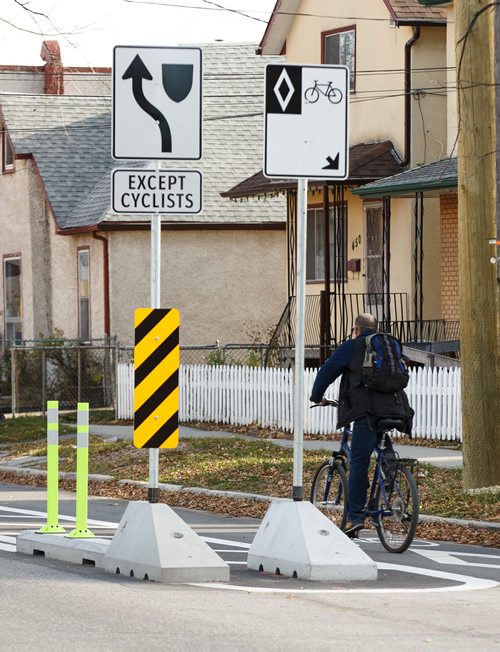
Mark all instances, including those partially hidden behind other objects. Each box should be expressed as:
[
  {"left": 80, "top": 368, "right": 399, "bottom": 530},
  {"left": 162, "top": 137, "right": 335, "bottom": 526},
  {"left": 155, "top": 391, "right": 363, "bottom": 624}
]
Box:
[
  {"left": 322, "top": 154, "right": 340, "bottom": 170},
  {"left": 123, "top": 55, "right": 172, "bottom": 153}
]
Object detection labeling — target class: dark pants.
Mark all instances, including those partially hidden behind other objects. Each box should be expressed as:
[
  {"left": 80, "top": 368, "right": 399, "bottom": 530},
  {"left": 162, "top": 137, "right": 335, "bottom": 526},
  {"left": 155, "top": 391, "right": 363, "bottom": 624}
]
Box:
[{"left": 347, "top": 416, "right": 394, "bottom": 524}]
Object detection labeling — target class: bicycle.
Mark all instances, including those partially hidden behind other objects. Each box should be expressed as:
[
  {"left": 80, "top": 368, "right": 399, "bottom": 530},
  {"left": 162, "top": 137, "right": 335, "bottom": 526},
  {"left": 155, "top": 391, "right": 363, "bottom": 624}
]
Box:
[
  {"left": 310, "top": 399, "right": 419, "bottom": 553},
  {"left": 304, "top": 80, "right": 343, "bottom": 105}
]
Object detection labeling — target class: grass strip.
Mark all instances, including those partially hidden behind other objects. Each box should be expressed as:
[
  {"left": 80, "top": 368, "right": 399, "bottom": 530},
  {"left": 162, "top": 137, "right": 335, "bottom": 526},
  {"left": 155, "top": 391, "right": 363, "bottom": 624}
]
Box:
[{"left": 3, "top": 434, "right": 498, "bottom": 524}]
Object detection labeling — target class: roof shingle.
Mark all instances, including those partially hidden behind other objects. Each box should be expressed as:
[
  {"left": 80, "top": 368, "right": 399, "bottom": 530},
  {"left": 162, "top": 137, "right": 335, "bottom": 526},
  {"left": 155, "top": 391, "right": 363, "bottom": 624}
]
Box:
[
  {"left": 1, "top": 43, "right": 286, "bottom": 230},
  {"left": 384, "top": 0, "right": 447, "bottom": 24},
  {"left": 223, "top": 141, "right": 405, "bottom": 198}
]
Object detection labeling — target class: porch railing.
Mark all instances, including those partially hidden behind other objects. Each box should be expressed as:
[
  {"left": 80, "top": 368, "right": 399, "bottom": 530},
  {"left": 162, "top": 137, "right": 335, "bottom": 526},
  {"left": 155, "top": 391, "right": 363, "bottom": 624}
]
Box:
[{"left": 269, "top": 293, "right": 460, "bottom": 363}]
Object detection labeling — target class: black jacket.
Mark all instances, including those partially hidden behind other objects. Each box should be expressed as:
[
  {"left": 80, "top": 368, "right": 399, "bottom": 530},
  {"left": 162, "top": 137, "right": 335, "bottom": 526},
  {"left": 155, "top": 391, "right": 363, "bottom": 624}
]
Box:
[{"left": 311, "top": 329, "right": 413, "bottom": 434}]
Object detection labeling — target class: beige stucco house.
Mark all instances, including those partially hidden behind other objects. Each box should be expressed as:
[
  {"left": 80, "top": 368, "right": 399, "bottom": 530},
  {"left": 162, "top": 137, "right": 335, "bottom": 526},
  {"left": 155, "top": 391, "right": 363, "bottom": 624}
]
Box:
[
  {"left": 0, "top": 41, "right": 287, "bottom": 347},
  {"left": 226, "top": 0, "right": 461, "bottom": 362}
]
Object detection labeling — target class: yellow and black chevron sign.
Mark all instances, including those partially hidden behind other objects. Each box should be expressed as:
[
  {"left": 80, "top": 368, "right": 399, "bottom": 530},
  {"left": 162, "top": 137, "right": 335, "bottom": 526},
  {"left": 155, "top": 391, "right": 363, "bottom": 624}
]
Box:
[{"left": 134, "top": 308, "right": 180, "bottom": 448}]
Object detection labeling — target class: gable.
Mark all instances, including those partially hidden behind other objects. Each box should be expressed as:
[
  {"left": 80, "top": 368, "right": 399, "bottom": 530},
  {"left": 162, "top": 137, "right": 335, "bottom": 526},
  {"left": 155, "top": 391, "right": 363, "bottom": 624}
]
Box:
[
  {"left": 1, "top": 95, "right": 115, "bottom": 230},
  {"left": 258, "top": 0, "right": 447, "bottom": 55}
]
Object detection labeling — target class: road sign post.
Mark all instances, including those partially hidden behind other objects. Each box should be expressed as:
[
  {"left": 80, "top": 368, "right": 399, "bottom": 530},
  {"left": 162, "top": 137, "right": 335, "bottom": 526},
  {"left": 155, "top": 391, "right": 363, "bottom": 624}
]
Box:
[
  {"left": 112, "top": 46, "right": 202, "bottom": 503},
  {"left": 247, "top": 64, "right": 377, "bottom": 581},
  {"left": 264, "top": 63, "right": 349, "bottom": 499}
]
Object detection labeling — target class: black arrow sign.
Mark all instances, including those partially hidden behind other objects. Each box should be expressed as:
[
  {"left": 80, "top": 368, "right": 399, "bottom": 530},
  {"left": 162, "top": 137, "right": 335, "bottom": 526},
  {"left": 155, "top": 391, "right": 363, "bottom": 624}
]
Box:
[
  {"left": 123, "top": 55, "right": 172, "bottom": 153},
  {"left": 322, "top": 153, "right": 340, "bottom": 170}
]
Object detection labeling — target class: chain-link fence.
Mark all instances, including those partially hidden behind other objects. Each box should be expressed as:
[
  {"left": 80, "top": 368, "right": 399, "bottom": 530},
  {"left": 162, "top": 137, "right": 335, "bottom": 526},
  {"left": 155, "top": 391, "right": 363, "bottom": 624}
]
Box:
[
  {"left": 1, "top": 340, "right": 323, "bottom": 416},
  {"left": 1, "top": 339, "right": 118, "bottom": 415}
]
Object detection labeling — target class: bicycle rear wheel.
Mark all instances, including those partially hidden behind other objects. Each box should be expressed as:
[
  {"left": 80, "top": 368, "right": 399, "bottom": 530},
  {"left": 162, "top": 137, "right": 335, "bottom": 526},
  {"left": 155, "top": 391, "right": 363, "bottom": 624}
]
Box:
[
  {"left": 310, "top": 458, "right": 348, "bottom": 530},
  {"left": 374, "top": 463, "right": 419, "bottom": 553}
]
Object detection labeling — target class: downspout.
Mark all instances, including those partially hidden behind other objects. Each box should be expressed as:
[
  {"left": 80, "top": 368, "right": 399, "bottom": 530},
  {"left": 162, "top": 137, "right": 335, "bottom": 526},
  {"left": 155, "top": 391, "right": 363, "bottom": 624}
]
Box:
[
  {"left": 403, "top": 27, "right": 421, "bottom": 167},
  {"left": 92, "top": 232, "right": 110, "bottom": 336}
]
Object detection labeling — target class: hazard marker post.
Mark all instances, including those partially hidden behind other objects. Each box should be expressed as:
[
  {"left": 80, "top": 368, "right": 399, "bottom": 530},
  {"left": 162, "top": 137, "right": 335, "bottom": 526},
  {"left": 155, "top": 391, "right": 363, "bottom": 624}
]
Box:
[
  {"left": 37, "top": 401, "right": 65, "bottom": 534},
  {"left": 102, "top": 47, "right": 228, "bottom": 582},
  {"left": 133, "top": 307, "right": 180, "bottom": 451},
  {"left": 67, "top": 402, "right": 95, "bottom": 539}
]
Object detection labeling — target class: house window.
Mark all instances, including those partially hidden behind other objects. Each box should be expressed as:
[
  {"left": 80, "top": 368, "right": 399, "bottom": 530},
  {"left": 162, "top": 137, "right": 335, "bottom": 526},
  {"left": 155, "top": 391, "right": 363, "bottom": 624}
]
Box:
[
  {"left": 3, "top": 257, "right": 22, "bottom": 343},
  {"left": 322, "top": 26, "right": 356, "bottom": 92},
  {"left": 2, "top": 132, "right": 14, "bottom": 171},
  {"left": 78, "top": 249, "right": 90, "bottom": 341},
  {"left": 306, "top": 206, "right": 346, "bottom": 281},
  {"left": 365, "top": 205, "right": 384, "bottom": 299}
]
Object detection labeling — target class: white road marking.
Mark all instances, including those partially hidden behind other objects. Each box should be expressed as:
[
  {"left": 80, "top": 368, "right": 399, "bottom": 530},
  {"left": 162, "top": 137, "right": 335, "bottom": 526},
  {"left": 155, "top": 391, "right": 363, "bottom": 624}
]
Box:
[
  {"left": 2, "top": 506, "right": 499, "bottom": 594},
  {"left": 192, "top": 563, "right": 499, "bottom": 594},
  {"left": 0, "top": 543, "right": 16, "bottom": 552},
  {"left": 0, "top": 514, "right": 47, "bottom": 519},
  {"left": 411, "top": 549, "right": 500, "bottom": 570},
  {"left": 200, "top": 536, "right": 251, "bottom": 549},
  {"left": 0, "top": 505, "right": 118, "bottom": 528}
]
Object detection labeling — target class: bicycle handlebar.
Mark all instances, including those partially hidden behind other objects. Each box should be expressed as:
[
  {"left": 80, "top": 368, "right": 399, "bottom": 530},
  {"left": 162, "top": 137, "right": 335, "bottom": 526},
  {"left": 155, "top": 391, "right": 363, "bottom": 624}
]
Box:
[{"left": 310, "top": 398, "right": 339, "bottom": 408}]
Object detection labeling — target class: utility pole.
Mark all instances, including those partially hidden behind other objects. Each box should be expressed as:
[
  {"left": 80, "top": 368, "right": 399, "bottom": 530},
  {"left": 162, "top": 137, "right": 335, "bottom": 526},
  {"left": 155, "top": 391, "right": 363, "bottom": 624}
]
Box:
[{"left": 456, "top": 0, "right": 500, "bottom": 489}]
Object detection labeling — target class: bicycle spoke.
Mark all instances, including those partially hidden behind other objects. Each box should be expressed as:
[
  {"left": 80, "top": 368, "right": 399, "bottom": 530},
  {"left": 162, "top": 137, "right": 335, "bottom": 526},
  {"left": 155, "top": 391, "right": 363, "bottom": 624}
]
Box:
[
  {"left": 375, "top": 464, "right": 419, "bottom": 553},
  {"left": 310, "top": 459, "right": 348, "bottom": 529}
]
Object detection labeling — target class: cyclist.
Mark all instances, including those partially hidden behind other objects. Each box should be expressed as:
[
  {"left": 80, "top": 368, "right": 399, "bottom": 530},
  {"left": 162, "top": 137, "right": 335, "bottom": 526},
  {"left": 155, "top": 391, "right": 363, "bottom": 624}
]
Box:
[{"left": 310, "top": 313, "right": 413, "bottom": 538}]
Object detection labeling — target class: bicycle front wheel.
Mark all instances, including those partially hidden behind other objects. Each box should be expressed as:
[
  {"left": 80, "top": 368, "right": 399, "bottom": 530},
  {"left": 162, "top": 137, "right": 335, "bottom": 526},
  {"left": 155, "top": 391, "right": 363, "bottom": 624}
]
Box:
[
  {"left": 310, "top": 458, "right": 348, "bottom": 530},
  {"left": 327, "top": 87, "right": 343, "bottom": 104},
  {"left": 374, "top": 463, "right": 419, "bottom": 553}
]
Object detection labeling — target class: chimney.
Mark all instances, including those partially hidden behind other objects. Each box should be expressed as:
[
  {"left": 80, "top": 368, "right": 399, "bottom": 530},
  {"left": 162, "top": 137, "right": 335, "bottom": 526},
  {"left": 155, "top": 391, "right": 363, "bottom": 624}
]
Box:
[{"left": 41, "top": 40, "right": 64, "bottom": 94}]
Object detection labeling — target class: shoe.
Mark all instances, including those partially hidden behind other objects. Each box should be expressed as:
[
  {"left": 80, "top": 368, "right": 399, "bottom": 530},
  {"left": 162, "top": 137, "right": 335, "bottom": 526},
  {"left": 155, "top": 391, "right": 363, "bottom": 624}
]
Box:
[{"left": 342, "top": 521, "right": 365, "bottom": 538}]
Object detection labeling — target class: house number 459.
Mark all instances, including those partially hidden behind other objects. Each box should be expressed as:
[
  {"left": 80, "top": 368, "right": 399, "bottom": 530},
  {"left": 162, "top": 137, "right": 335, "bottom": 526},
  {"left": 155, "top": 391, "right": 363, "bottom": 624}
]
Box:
[{"left": 352, "top": 235, "right": 361, "bottom": 250}]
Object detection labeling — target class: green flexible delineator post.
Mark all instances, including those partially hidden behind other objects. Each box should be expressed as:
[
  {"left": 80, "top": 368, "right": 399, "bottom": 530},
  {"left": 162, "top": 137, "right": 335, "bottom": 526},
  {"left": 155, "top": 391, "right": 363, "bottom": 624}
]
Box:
[
  {"left": 38, "top": 401, "right": 65, "bottom": 534},
  {"left": 67, "top": 402, "right": 95, "bottom": 539}
]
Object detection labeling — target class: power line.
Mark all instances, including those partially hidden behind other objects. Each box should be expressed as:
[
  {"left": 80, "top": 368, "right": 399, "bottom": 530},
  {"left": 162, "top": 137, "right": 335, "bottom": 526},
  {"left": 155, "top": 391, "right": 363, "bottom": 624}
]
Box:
[{"left": 121, "top": 0, "right": 446, "bottom": 24}]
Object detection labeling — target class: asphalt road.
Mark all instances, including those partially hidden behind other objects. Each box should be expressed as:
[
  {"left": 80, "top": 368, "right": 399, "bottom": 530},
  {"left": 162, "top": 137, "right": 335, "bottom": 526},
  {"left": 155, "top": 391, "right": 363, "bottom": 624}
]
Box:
[{"left": 1, "top": 481, "right": 499, "bottom": 650}]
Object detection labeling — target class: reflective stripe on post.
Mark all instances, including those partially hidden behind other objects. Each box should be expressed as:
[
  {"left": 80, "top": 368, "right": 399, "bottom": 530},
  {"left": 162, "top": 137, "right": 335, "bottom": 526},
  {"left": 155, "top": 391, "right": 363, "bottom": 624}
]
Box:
[
  {"left": 38, "top": 400, "right": 65, "bottom": 534},
  {"left": 67, "top": 402, "right": 95, "bottom": 539}
]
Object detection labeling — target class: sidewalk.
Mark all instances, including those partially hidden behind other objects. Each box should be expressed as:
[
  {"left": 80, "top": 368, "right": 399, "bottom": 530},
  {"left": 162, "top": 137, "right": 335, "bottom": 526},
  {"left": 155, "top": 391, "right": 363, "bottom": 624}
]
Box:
[{"left": 87, "top": 423, "right": 463, "bottom": 469}]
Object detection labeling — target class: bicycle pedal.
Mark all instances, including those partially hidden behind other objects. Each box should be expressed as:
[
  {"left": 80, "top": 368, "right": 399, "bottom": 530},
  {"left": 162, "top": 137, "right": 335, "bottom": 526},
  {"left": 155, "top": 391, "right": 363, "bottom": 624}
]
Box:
[{"left": 345, "top": 530, "right": 359, "bottom": 539}]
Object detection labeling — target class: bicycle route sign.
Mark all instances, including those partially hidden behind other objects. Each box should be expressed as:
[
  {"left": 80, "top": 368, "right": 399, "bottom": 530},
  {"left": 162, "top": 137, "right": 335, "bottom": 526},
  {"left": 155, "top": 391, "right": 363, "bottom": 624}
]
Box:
[
  {"left": 112, "top": 45, "right": 202, "bottom": 160},
  {"left": 264, "top": 64, "right": 349, "bottom": 179}
]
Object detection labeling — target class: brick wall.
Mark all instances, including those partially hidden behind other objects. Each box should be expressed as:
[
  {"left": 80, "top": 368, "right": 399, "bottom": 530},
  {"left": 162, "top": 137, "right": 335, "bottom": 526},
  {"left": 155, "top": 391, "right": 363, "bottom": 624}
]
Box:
[{"left": 440, "top": 193, "right": 459, "bottom": 320}]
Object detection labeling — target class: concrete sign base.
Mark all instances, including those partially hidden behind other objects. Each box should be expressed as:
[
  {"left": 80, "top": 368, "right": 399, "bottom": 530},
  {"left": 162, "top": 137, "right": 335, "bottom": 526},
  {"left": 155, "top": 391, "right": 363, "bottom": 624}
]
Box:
[
  {"left": 17, "top": 530, "right": 108, "bottom": 565},
  {"left": 101, "top": 501, "right": 230, "bottom": 583},
  {"left": 247, "top": 499, "right": 377, "bottom": 581}
]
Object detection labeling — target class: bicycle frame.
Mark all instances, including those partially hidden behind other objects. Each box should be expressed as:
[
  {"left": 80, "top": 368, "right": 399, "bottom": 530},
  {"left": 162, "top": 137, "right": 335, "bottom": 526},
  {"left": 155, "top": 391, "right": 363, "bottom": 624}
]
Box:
[
  {"left": 330, "top": 427, "right": 399, "bottom": 521},
  {"left": 310, "top": 400, "right": 419, "bottom": 551}
]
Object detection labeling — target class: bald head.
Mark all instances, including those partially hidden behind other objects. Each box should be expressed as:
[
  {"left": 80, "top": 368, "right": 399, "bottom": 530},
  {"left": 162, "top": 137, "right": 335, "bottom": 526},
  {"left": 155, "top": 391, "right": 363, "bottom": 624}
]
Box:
[{"left": 355, "top": 313, "right": 377, "bottom": 331}]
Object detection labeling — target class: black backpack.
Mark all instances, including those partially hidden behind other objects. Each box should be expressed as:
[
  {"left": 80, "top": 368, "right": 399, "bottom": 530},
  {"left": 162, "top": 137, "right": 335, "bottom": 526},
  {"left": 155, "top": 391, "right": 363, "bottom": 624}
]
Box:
[{"left": 362, "top": 332, "right": 409, "bottom": 393}]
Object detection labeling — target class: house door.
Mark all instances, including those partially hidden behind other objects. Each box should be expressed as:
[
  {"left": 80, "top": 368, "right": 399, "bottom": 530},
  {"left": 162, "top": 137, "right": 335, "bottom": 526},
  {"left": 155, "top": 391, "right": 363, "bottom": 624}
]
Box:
[{"left": 365, "top": 205, "right": 383, "bottom": 314}]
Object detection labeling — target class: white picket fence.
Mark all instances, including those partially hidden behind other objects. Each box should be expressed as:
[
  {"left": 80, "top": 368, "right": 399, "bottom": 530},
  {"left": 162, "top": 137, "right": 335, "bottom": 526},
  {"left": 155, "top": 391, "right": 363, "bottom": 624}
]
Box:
[{"left": 117, "top": 363, "right": 462, "bottom": 441}]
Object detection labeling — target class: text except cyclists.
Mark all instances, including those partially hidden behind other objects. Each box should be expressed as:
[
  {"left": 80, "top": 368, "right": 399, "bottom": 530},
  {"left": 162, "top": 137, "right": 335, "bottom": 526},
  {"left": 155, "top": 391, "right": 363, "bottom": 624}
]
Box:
[{"left": 112, "top": 168, "right": 202, "bottom": 214}]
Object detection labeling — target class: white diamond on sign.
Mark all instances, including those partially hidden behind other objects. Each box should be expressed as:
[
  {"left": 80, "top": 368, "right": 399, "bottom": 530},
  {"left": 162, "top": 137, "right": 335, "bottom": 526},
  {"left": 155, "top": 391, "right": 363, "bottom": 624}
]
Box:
[
  {"left": 113, "top": 46, "right": 202, "bottom": 160},
  {"left": 273, "top": 68, "right": 295, "bottom": 112},
  {"left": 264, "top": 64, "right": 349, "bottom": 179}
]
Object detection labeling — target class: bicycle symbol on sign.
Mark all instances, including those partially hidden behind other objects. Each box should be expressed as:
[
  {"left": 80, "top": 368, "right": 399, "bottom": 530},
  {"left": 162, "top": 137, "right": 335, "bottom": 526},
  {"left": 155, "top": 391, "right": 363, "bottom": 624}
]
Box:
[{"left": 304, "top": 80, "right": 343, "bottom": 105}]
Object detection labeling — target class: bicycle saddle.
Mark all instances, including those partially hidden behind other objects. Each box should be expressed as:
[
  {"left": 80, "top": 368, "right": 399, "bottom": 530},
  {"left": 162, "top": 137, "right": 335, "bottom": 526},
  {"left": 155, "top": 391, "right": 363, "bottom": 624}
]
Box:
[{"left": 376, "top": 418, "right": 406, "bottom": 432}]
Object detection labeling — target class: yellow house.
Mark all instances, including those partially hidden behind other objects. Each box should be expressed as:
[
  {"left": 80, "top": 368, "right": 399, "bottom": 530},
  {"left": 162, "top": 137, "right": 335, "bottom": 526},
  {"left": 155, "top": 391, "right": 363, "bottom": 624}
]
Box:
[{"left": 226, "top": 0, "right": 457, "bottom": 364}]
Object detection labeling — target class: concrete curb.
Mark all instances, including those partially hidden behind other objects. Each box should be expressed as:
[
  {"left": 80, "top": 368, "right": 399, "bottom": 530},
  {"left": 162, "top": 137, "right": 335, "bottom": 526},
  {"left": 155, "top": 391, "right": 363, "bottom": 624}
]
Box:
[{"left": 1, "top": 464, "right": 499, "bottom": 532}]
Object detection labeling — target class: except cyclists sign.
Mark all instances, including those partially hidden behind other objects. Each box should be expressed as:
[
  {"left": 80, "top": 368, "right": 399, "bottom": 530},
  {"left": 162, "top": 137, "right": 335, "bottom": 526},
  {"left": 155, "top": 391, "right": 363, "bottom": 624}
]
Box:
[
  {"left": 264, "top": 64, "right": 349, "bottom": 179},
  {"left": 112, "top": 46, "right": 202, "bottom": 160},
  {"left": 112, "top": 169, "right": 202, "bottom": 214}
]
